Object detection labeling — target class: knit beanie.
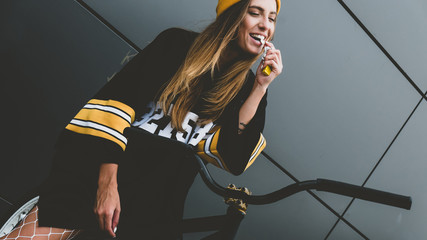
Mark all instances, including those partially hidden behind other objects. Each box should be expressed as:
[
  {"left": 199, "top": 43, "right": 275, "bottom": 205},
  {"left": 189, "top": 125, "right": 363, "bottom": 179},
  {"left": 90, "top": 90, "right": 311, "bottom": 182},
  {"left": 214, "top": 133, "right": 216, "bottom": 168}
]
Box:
[{"left": 216, "top": 0, "right": 281, "bottom": 17}]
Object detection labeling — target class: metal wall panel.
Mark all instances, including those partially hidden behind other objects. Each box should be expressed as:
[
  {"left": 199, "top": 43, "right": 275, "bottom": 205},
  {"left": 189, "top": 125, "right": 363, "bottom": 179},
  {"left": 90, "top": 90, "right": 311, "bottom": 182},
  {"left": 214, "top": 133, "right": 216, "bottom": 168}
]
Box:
[
  {"left": 0, "top": 0, "right": 136, "bottom": 211},
  {"left": 82, "top": 0, "right": 217, "bottom": 49},
  {"left": 3, "top": 0, "right": 425, "bottom": 239},
  {"left": 328, "top": 220, "right": 365, "bottom": 240},
  {"left": 338, "top": 101, "right": 427, "bottom": 239},
  {"left": 343, "top": 0, "right": 427, "bottom": 91}
]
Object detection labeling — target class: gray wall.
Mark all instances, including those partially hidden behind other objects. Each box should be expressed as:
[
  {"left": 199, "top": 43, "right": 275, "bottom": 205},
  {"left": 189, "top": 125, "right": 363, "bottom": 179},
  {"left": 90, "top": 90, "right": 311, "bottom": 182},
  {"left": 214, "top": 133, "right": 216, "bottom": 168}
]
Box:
[
  {"left": 1, "top": 0, "right": 426, "bottom": 239},
  {"left": 0, "top": 0, "right": 136, "bottom": 215}
]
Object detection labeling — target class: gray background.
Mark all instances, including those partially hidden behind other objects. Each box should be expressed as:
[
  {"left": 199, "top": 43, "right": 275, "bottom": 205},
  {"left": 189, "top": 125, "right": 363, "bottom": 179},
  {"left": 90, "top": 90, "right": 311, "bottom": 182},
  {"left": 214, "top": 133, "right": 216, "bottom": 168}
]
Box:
[{"left": 1, "top": 0, "right": 426, "bottom": 239}]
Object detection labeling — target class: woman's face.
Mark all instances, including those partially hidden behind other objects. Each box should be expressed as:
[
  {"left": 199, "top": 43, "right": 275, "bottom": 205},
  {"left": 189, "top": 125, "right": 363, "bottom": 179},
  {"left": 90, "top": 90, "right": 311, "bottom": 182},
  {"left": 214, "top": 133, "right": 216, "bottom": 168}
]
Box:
[{"left": 236, "top": 0, "right": 277, "bottom": 55}]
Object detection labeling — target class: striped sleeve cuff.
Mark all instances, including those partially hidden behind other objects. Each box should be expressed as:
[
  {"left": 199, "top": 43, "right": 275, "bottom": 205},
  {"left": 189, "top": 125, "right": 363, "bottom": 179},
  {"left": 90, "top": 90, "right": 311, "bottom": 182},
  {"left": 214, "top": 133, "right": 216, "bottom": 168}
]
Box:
[
  {"left": 195, "top": 126, "right": 231, "bottom": 172},
  {"left": 66, "top": 99, "right": 135, "bottom": 150},
  {"left": 195, "top": 127, "right": 267, "bottom": 173},
  {"left": 244, "top": 133, "right": 266, "bottom": 171}
]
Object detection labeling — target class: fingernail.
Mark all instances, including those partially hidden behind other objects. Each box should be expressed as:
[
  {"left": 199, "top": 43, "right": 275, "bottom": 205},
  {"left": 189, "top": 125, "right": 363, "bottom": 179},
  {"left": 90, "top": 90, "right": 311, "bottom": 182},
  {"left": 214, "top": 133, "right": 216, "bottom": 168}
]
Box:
[{"left": 114, "top": 227, "right": 117, "bottom": 233}]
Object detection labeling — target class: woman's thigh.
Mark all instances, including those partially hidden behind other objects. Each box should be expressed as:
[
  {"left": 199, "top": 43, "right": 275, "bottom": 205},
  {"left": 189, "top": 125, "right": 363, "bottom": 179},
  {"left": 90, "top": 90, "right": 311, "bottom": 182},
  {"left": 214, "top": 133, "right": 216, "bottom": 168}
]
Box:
[{"left": 0, "top": 205, "right": 81, "bottom": 240}]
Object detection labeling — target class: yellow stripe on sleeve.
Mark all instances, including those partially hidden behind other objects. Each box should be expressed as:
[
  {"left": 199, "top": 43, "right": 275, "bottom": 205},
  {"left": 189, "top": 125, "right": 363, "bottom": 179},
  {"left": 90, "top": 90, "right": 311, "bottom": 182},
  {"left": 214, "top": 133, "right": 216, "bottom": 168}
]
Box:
[
  {"left": 64, "top": 98, "right": 135, "bottom": 151},
  {"left": 244, "top": 133, "right": 267, "bottom": 171},
  {"left": 208, "top": 128, "right": 231, "bottom": 172},
  {"left": 74, "top": 108, "right": 130, "bottom": 133},
  {"left": 88, "top": 99, "right": 135, "bottom": 122},
  {"left": 195, "top": 127, "right": 230, "bottom": 172}
]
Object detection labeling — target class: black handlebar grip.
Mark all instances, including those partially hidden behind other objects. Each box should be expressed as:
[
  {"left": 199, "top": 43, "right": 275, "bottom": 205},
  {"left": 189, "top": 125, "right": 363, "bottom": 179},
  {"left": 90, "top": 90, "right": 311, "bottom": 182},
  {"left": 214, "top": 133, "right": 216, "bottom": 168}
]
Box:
[{"left": 316, "top": 179, "right": 412, "bottom": 210}]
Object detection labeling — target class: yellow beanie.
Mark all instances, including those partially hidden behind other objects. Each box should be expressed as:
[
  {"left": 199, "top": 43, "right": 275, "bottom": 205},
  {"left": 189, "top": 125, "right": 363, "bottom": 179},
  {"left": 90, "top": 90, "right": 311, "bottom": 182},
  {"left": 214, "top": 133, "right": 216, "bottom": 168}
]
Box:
[{"left": 216, "top": 0, "right": 281, "bottom": 17}]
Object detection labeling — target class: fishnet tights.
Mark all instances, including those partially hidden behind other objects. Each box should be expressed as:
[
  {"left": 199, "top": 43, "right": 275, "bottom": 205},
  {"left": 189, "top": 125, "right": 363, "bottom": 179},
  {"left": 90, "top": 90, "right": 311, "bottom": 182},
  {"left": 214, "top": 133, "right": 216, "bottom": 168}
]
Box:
[{"left": 0, "top": 206, "right": 81, "bottom": 240}]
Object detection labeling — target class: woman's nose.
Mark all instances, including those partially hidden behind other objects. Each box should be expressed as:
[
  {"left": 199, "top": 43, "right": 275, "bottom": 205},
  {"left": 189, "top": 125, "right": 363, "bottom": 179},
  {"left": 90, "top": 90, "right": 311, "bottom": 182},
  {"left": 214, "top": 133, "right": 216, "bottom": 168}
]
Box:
[{"left": 258, "top": 17, "right": 271, "bottom": 31}]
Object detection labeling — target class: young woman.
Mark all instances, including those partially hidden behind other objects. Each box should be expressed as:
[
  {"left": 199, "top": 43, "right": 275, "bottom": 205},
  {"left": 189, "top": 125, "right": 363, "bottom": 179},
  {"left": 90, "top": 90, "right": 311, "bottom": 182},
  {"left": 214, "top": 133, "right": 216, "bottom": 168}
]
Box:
[{"left": 1, "top": 0, "right": 282, "bottom": 239}]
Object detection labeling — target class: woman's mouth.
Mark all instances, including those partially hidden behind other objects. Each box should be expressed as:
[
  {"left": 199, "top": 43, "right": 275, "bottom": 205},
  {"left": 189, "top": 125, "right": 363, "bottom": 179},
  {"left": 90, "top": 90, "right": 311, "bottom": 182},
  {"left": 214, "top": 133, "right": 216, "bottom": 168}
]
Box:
[{"left": 250, "top": 34, "right": 265, "bottom": 44}]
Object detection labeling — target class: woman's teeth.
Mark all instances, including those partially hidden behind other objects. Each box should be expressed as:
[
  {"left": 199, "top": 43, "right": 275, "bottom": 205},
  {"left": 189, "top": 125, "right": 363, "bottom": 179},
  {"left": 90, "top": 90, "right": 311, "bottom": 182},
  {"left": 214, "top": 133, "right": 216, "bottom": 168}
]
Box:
[{"left": 250, "top": 34, "right": 265, "bottom": 42}]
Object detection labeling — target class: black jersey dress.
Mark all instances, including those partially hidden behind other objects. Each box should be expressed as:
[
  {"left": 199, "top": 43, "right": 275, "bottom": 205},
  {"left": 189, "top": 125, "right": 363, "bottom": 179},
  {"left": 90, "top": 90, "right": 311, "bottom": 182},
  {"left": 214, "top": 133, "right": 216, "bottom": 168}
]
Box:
[{"left": 37, "top": 28, "right": 268, "bottom": 239}]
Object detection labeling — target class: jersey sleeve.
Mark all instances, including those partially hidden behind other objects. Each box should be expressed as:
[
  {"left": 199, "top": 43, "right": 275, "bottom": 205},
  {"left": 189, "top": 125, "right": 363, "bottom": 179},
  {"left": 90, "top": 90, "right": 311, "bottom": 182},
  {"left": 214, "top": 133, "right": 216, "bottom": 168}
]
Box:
[
  {"left": 195, "top": 74, "right": 268, "bottom": 175},
  {"left": 58, "top": 28, "right": 191, "bottom": 164}
]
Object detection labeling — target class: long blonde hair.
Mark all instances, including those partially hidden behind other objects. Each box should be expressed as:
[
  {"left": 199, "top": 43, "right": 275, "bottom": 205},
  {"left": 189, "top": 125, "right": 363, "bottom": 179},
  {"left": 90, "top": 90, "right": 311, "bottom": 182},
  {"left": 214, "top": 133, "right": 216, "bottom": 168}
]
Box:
[{"left": 159, "top": 0, "right": 259, "bottom": 131}]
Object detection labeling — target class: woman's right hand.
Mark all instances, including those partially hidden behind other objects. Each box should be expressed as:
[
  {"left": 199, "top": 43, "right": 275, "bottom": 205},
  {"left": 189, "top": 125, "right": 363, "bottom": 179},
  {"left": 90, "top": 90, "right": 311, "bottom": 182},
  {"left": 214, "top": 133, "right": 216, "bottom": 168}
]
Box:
[{"left": 94, "top": 163, "right": 120, "bottom": 238}]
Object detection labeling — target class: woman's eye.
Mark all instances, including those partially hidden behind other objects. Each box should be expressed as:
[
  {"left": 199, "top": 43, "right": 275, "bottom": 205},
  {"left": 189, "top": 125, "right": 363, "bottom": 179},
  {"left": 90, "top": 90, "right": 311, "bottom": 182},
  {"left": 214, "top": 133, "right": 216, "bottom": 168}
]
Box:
[
  {"left": 249, "top": 12, "right": 260, "bottom": 16},
  {"left": 269, "top": 17, "right": 276, "bottom": 22}
]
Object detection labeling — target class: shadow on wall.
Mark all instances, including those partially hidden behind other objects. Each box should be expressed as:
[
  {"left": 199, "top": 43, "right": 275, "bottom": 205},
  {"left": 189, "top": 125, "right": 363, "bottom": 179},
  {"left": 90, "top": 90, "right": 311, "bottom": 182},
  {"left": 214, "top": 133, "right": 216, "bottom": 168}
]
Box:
[{"left": 0, "top": 0, "right": 136, "bottom": 209}]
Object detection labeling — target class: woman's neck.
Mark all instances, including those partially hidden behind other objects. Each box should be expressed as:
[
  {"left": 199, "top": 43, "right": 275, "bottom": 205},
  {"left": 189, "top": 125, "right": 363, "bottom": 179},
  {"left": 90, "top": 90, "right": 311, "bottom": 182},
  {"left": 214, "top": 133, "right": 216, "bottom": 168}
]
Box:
[
  {"left": 219, "top": 44, "right": 243, "bottom": 71},
  {"left": 219, "top": 42, "right": 254, "bottom": 71},
  {"left": 219, "top": 50, "right": 237, "bottom": 72}
]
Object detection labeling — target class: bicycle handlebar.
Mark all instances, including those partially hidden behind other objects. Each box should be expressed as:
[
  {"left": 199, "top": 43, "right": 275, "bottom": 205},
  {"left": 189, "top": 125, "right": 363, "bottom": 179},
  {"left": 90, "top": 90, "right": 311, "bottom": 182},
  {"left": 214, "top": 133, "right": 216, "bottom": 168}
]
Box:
[
  {"left": 124, "top": 127, "right": 412, "bottom": 210},
  {"left": 316, "top": 179, "right": 412, "bottom": 210},
  {"left": 195, "top": 155, "right": 412, "bottom": 210}
]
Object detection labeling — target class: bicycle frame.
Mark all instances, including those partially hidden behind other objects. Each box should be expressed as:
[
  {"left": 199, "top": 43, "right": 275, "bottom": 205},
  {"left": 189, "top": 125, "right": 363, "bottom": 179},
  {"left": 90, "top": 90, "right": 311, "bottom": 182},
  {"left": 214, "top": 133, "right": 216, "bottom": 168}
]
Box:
[
  {"left": 175, "top": 153, "right": 411, "bottom": 240},
  {"left": 0, "top": 127, "right": 412, "bottom": 240}
]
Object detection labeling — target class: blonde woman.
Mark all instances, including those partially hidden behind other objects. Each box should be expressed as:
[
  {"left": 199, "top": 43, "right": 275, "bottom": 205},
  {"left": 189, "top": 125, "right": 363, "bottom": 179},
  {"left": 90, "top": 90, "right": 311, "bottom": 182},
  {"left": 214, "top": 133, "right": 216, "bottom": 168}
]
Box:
[{"left": 0, "top": 0, "right": 282, "bottom": 239}]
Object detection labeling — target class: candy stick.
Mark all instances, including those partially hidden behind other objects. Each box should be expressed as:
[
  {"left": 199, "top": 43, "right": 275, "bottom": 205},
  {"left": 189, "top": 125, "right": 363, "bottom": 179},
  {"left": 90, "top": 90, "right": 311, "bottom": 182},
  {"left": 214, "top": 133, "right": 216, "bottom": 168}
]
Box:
[{"left": 260, "top": 39, "right": 271, "bottom": 76}]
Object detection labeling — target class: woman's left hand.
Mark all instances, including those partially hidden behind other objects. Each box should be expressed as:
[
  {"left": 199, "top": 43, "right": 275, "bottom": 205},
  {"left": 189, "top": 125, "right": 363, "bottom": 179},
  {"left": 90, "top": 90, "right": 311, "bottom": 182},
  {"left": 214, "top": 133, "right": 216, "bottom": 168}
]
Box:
[{"left": 255, "top": 41, "right": 283, "bottom": 90}]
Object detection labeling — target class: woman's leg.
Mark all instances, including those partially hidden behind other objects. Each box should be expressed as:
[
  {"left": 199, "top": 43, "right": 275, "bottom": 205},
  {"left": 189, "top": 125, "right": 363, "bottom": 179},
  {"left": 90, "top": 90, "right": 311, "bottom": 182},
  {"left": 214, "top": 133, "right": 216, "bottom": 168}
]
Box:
[{"left": 0, "top": 205, "right": 81, "bottom": 240}]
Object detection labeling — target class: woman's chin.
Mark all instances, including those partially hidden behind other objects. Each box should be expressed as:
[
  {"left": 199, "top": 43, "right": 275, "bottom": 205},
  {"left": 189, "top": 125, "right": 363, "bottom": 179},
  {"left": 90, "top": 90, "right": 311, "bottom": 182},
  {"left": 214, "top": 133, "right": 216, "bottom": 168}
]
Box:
[{"left": 242, "top": 46, "right": 262, "bottom": 56}]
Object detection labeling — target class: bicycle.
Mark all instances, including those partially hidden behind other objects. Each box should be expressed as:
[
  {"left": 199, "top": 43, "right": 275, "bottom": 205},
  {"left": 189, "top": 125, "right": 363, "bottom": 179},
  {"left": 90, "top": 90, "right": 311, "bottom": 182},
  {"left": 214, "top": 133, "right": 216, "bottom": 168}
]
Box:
[{"left": 0, "top": 127, "right": 411, "bottom": 239}]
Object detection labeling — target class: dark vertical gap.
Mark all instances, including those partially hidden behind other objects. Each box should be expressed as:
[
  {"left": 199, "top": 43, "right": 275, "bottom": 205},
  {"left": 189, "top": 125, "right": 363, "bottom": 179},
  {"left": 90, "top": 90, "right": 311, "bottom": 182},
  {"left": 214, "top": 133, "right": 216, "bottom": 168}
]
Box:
[
  {"left": 0, "top": 195, "right": 14, "bottom": 206},
  {"left": 337, "top": 0, "right": 427, "bottom": 102},
  {"left": 262, "top": 152, "right": 368, "bottom": 239},
  {"left": 324, "top": 92, "right": 426, "bottom": 239}
]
